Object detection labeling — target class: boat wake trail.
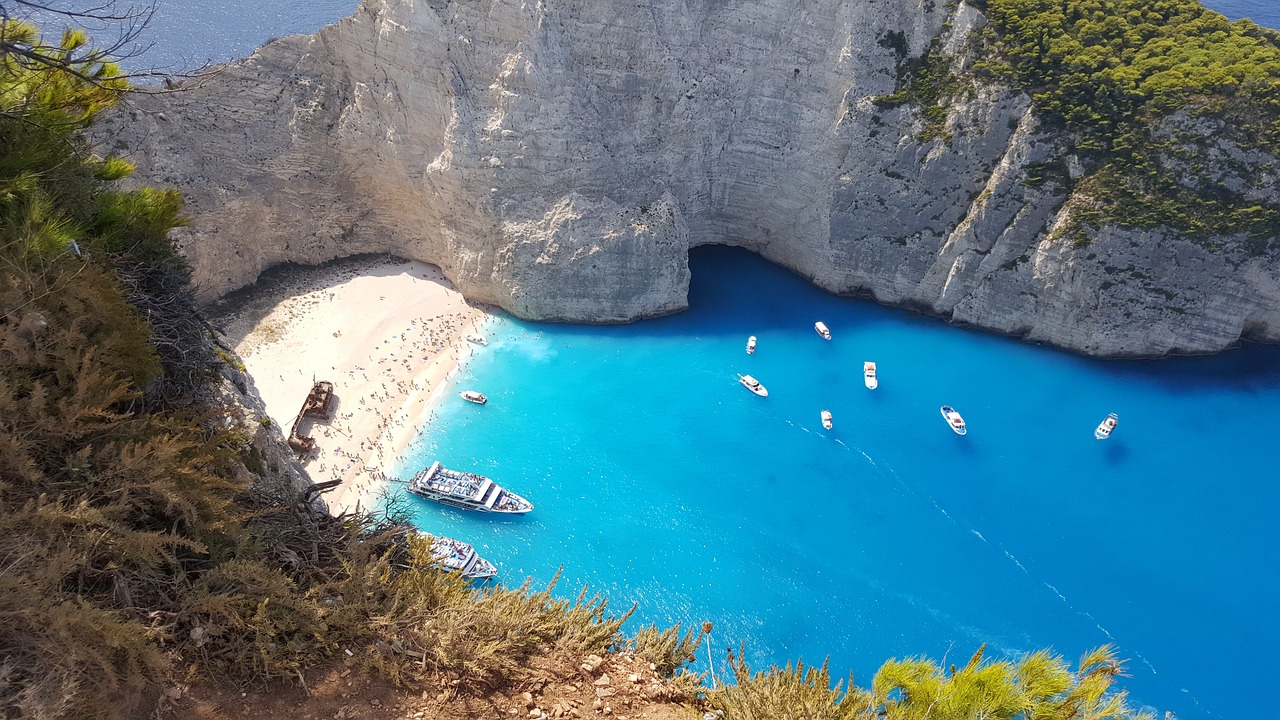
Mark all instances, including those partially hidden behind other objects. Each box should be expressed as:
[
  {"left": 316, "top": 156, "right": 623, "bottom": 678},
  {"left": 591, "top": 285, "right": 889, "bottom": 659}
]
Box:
[{"left": 824, "top": 439, "right": 1182, "bottom": 705}]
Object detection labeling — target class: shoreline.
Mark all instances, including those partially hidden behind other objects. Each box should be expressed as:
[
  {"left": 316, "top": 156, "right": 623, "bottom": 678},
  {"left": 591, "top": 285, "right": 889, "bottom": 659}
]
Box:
[{"left": 213, "top": 258, "right": 493, "bottom": 515}]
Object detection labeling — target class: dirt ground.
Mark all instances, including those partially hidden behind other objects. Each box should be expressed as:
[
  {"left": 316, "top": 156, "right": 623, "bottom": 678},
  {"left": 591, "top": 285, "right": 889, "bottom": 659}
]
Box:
[{"left": 168, "top": 652, "right": 705, "bottom": 720}]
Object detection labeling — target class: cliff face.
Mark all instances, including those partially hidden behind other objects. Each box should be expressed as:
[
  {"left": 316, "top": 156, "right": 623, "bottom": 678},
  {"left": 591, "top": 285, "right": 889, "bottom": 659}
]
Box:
[{"left": 100, "top": 0, "right": 1280, "bottom": 356}]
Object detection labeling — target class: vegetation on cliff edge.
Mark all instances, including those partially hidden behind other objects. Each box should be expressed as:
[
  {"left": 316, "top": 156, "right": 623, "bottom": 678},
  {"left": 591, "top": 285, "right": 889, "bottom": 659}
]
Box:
[{"left": 884, "top": 0, "right": 1280, "bottom": 248}]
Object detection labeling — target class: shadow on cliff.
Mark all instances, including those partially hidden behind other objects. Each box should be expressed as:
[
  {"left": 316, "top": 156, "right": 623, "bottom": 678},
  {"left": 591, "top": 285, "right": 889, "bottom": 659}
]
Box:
[
  {"left": 207, "top": 254, "right": 449, "bottom": 347},
  {"left": 530, "top": 244, "right": 912, "bottom": 340},
  {"left": 537, "top": 245, "right": 1280, "bottom": 395},
  {"left": 1092, "top": 342, "right": 1280, "bottom": 394}
]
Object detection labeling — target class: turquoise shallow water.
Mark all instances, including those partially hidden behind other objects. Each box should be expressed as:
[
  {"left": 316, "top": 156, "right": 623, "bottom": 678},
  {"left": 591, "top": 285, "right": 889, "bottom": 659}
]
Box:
[{"left": 396, "top": 246, "right": 1279, "bottom": 720}]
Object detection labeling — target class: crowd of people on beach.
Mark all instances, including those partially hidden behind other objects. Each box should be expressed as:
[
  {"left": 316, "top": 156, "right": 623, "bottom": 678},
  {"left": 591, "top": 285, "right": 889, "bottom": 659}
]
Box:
[{"left": 223, "top": 261, "right": 489, "bottom": 514}]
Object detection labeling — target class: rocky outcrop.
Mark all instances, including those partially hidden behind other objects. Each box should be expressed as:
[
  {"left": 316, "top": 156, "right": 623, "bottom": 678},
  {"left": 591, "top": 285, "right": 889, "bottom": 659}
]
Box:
[{"left": 99, "top": 0, "right": 1280, "bottom": 356}]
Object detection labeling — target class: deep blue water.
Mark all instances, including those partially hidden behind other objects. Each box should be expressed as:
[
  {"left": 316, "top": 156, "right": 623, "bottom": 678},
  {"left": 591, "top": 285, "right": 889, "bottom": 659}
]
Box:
[
  {"left": 395, "top": 246, "right": 1279, "bottom": 720},
  {"left": 25, "top": 0, "right": 1280, "bottom": 73}
]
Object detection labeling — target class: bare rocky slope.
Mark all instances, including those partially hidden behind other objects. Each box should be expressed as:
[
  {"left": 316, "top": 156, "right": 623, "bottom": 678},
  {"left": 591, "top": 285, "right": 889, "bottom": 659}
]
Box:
[{"left": 100, "top": 0, "right": 1280, "bottom": 356}]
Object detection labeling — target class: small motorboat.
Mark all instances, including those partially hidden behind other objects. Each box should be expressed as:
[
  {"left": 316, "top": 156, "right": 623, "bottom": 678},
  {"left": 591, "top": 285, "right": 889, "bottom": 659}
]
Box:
[
  {"left": 1094, "top": 412, "right": 1118, "bottom": 440},
  {"left": 465, "top": 333, "right": 488, "bottom": 346},
  {"left": 459, "top": 390, "right": 488, "bottom": 404},
  {"left": 821, "top": 410, "right": 833, "bottom": 430},
  {"left": 815, "top": 321, "right": 831, "bottom": 340},
  {"left": 863, "top": 361, "right": 878, "bottom": 390},
  {"left": 746, "top": 335, "right": 757, "bottom": 354},
  {"left": 738, "top": 374, "right": 768, "bottom": 397},
  {"left": 940, "top": 405, "right": 966, "bottom": 435}
]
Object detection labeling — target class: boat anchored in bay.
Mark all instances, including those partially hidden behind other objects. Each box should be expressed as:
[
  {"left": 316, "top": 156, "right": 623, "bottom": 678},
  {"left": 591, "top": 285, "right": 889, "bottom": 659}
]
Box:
[
  {"left": 460, "top": 390, "right": 488, "bottom": 404},
  {"left": 863, "top": 361, "right": 878, "bottom": 390},
  {"left": 408, "top": 461, "right": 533, "bottom": 514},
  {"left": 1094, "top": 412, "right": 1118, "bottom": 440},
  {"left": 821, "top": 410, "right": 833, "bottom": 430},
  {"left": 746, "top": 335, "right": 757, "bottom": 354},
  {"left": 422, "top": 533, "right": 497, "bottom": 579},
  {"left": 940, "top": 405, "right": 966, "bottom": 435},
  {"left": 738, "top": 374, "right": 768, "bottom": 397},
  {"left": 815, "top": 321, "right": 831, "bottom": 340}
]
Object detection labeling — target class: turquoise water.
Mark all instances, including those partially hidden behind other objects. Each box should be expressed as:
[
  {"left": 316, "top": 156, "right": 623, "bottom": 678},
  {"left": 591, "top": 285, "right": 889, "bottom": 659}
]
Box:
[{"left": 397, "top": 246, "right": 1279, "bottom": 720}]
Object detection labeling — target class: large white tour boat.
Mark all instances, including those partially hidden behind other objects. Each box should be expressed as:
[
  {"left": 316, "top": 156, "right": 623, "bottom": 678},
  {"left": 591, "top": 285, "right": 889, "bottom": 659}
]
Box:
[
  {"left": 739, "top": 374, "right": 768, "bottom": 397},
  {"left": 408, "top": 461, "right": 533, "bottom": 513},
  {"left": 465, "top": 333, "right": 488, "bottom": 346},
  {"left": 864, "top": 361, "right": 878, "bottom": 390},
  {"left": 746, "top": 335, "right": 757, "bottom": 354},
  {"left": 940, "top": 405, "right": 967, "bottom": 435},
  {"left": 815, "top": 321, "right": 831, "bottom": 340},
  {"left": 422, "top": 532, "right": 498, "bottom": 580},
  {"left": 1094, "top": 412, "right": 1118, "bottom": 440}
]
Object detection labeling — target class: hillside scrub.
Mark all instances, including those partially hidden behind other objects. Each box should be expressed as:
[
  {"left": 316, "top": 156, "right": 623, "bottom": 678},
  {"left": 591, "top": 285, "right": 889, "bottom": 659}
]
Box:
[
  {"left": 881, "top": 0, "right": 1280, "bottom": 245},
  {"left": 977, "top": 0, "right": 1280, "bottom": 244},
  {"left": 709, "top": 644, "right": 1153, "bottom": 720}
]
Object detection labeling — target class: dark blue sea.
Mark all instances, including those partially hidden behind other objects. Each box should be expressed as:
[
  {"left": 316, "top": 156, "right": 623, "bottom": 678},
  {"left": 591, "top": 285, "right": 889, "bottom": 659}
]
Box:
[{"left": 37, "top": 0, "right": 1280, "bottom": 717}]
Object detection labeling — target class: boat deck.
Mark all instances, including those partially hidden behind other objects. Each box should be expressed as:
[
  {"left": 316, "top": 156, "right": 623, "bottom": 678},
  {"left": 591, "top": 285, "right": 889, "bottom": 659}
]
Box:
[{"left": 408, "top": 462, "right": 533, "bottom": 513}]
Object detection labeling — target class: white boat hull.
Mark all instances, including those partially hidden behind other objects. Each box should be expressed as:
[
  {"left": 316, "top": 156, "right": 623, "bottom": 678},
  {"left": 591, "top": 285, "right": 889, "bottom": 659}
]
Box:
[
  {"left": 408, "top": 462, "right": 533, "bottom": 513},
  {"left": 815, "top": 322, "right": 831, "bottom": 340},
  {"left": 1094, "top": 413, "right": 1118, "bottom": 440},
  {"left": 746, "top": 335, "right": 757, "bottom": 354},
  {"left": 821, "top": 410, "right": 833, "bottom": 430},
  {"left": 422, "top": 533, "right": 498, "bottom": 580},
  {"left": 863, "top": 361, "right": 878, "bottom": 390},
  {"left": 739, "top": 374, "right": 768, "bottom": 397},
  {"left": 940, "top": 406, "right": 967, "bottom": 435}
]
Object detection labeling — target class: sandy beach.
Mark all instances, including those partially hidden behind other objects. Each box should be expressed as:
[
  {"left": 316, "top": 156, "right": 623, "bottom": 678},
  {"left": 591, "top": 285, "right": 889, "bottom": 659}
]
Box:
[{"left": 213, "top": 258, "right": 492, "bottom": 515}]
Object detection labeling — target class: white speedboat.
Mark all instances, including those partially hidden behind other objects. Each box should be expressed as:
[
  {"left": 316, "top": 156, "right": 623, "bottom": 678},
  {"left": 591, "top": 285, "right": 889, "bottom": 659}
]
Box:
[
  {"left": 1094, "top": 412, "right": 1118, "bottom": 440},
  {"left": 408, "top": 461, "right": 533, "bottom": 513},
  {"left": 746, "top": 335, "right": 757, "bottom": 354},
  {"left": 738, "top": 374, "right": 768, "bottom": 397},
  {"left": 940, "top": 405, "right": 966, "bottom": 435},
  {"left": 459, "top": 390, "right": 487, "bottom": 404},
  {"left": 465, "top": 333, "right": 488, "bottom": 346},
  {"left": 863, "top": 361, "right": 878, "bottom": 390},
  {"left": 821, "top": 410, "right": 833, "bottom": 430},
  {"left": 421, "top": 532, "right": 497, "bottom": 580},
  {"left": 815, "top": 321, "right": 831, "bottom": 340}
]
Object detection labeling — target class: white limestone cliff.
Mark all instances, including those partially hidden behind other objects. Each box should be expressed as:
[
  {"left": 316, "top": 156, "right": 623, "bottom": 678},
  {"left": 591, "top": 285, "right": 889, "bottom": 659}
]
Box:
[{"left": 99, "top": 0, "right": 1280, "bottom": 356}]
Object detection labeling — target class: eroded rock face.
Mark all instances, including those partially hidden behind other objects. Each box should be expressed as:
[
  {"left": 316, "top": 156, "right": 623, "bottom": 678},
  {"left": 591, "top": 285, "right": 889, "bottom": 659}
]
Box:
[{"left": 99, "top": 0, "right": 1280, "bottom": 356}]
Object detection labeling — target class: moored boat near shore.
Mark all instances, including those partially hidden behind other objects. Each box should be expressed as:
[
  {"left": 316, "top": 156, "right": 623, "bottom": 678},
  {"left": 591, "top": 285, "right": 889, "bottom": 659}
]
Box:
[
  {"left": 421, "top": 532, "right": 498, "bottom": 579},
  {"left": 815, "top": 321, "right": 831, "bottom": 340},
  {"left": 940, "top": 405, "right": 966, "bottom": 435},
  {"left": 739, "top": 374, "right": 768, "bottom": 397},
  {"left": 408, "top": 461, "right": 533, "bottom": 513},
  {"left": 1094, "top": 412, "right": 1118, "bottom": 440},
  {"left": 460, "top": 390, "right": 487, "bottom": 404},
  {"left": 465, "top": 333, "right": 488, "bottom": 346},
  {"left": 863, "top": 361, "right": 878, "bottom": 390}
]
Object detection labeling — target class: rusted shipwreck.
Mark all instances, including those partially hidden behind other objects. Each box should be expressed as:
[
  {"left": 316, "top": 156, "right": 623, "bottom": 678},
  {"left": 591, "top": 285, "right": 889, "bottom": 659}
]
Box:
[{"left": 288, "top": 381, "right": 334, "bottom": 454}]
